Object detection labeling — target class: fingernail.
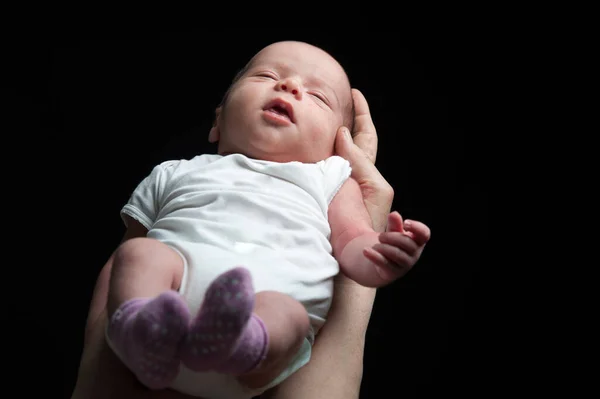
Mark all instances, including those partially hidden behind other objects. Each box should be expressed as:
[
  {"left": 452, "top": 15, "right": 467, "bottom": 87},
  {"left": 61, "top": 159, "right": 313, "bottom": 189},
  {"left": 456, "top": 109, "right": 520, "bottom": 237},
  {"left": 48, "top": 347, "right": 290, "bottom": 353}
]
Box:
[
  {"left": 404, "top": 220, "right": 412, "bottom": 229},
  {"left": 342, "top": 127, "right": 351, "bottom": 140}
]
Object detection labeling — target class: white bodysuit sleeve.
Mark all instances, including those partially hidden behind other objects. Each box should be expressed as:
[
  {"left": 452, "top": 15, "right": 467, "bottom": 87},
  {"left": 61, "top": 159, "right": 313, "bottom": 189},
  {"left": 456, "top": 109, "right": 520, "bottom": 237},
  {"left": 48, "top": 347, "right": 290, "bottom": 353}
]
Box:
[
  {"left": 319, "top": 155, "right": 352, "bottom": 205},
  {"left": 120, "top": 160, "right": 180, "bottom": 230}
]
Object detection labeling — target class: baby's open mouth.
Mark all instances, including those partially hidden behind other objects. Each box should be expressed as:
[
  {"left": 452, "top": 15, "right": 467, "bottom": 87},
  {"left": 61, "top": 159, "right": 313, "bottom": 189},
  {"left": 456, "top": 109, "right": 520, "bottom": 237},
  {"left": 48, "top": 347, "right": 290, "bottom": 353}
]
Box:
[
  {"left": 264, "top": 99, "right": 295, "bottom": 123},
  {"left": 266, "top": 105, "right": 291, "bottom": 120}
]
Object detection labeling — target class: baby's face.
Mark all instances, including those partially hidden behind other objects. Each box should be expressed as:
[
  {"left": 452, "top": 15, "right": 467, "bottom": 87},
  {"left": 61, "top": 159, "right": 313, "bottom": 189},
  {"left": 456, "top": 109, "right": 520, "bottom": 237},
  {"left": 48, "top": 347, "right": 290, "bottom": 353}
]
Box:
[{"left": 214, "top": 41, "right": 352, "bottom": 163}]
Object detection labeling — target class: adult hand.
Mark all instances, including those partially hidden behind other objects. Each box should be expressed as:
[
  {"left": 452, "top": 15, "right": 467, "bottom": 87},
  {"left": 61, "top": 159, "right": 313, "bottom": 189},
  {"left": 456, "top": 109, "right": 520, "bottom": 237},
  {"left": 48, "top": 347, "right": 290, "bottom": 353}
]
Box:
[{"left": 334, "top": 88, "right": 394, "bottom": 233}]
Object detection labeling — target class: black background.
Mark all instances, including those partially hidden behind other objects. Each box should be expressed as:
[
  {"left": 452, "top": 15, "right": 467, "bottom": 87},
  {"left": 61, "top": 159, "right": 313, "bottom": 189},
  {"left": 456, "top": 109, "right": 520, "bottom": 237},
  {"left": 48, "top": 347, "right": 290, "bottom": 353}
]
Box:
[{"left": 11, "top": 26, "right": 493, "bottom": 398}]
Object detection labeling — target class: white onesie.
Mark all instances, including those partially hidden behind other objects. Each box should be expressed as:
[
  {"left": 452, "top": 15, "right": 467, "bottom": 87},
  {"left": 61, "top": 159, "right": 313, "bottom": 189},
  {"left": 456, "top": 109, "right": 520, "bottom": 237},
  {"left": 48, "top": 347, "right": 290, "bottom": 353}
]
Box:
[{"left": 118, "top": 153, "right": 352, "bottom": 398}]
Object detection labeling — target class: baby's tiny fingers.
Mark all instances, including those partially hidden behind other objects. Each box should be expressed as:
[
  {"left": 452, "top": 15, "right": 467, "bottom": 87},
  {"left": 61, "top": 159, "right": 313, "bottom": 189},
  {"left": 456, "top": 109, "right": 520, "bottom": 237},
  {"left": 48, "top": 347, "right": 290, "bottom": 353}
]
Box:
[
  {"left": 386, "top": 211, "right": 404, "bottom": 233},
  {"left": 378, "top": 232, "right": 418, "bottom": 255},
  {"left": 404, "top": 220, "right": 431, "bottom": 246},
  {"left": 363, "top": 247, "right": 389, "bottom": 269},
  {"left": 372, "top": 244, "right": 413, "bottom": 268}
]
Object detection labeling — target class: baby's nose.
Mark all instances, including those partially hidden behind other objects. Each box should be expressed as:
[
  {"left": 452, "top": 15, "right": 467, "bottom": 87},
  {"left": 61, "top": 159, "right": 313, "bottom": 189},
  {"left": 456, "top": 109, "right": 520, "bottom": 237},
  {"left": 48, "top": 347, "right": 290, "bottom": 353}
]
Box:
[{"left": 277, "top": 78, "right": 302, "bottom": 100}]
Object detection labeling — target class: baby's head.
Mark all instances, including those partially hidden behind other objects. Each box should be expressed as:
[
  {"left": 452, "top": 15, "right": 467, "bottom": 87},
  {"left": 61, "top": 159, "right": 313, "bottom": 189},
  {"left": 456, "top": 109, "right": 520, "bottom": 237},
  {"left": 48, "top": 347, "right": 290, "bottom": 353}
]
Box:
[{"left": 209, "top": 40, "right": 354, "bottom": 163}]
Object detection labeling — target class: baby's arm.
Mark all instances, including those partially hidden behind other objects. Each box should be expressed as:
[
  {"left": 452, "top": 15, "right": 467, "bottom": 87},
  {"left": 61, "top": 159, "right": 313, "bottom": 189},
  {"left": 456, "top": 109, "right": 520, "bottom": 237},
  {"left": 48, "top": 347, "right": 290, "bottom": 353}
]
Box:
[{"left": 328, "top": 177, "right": 426, "bottom": 287}]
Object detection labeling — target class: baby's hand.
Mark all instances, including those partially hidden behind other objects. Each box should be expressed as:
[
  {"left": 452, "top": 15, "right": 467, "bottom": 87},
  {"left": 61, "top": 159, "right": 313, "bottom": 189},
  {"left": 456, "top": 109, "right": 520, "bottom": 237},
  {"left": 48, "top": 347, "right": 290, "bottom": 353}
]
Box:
[{"left": 363, "top": 211, "right": 431, "bottom": 282}]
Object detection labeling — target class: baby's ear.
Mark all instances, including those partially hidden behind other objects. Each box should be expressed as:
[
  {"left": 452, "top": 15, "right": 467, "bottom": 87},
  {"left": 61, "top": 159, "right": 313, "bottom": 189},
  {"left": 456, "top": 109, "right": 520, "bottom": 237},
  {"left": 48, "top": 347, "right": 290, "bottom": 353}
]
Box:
[{"left": 208, "top": 106, "right": 222, "bottom": 143}]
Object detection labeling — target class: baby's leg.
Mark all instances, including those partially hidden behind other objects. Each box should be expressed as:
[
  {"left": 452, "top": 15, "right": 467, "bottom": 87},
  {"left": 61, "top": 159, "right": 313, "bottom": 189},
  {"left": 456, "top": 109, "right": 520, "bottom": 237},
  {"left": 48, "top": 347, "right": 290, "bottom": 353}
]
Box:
[
  {"left": 180, "top": 267, "right": 309, "bottom": 389},
  {"left": 107, "top": 237, "right": 189, "bottom": 389},
  {"left": 236, "top": 291, "right": 310, "bottom": 389}
]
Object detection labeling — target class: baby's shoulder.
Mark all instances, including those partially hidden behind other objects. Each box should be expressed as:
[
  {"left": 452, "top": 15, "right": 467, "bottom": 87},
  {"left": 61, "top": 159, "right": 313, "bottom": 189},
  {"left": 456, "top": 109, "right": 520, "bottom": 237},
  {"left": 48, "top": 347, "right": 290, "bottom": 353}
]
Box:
[
  {"left": 316, "top": 155, "right": 351, "bottom": 175},
  {"left": 158, "top": 153, "right": 222, "bottom": 171}
]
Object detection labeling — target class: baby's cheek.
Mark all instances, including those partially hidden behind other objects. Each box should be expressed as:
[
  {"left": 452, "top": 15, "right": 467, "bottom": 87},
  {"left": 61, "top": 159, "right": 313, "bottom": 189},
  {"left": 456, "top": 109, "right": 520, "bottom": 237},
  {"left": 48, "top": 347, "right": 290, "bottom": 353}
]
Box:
[{"left": 313, "top": 124, "right": 334, "bottom": 143}]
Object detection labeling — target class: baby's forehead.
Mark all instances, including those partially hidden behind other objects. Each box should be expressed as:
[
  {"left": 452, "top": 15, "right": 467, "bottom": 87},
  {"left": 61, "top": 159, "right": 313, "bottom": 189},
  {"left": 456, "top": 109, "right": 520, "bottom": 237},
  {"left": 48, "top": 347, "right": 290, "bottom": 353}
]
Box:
[
  {"left": 253, "top": 44, "right": 345, "bottom": 78},
  {"left": 249, "top": 46, "right": 351, "bottom": 102}
]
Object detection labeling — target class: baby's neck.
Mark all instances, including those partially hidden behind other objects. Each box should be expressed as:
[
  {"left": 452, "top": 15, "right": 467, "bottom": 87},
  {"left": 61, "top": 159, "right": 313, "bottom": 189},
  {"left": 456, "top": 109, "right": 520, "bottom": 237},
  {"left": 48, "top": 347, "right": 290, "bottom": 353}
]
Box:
[{"left": 218, "top": 150, "right": 330, "bottom": 165}]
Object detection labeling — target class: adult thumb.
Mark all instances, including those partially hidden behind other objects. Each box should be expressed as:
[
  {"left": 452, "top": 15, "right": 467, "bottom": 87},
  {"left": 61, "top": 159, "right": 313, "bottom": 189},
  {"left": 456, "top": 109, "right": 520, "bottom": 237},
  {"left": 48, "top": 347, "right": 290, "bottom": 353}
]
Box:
[
  {"left": 334, "top": 126, "right": 378, "bottom": 181},
  {"left": 334, "top": 126, "right": 393, "bottom": 233},
  {"left": 334, "top": 126, "right": 353, "bottom": 159}
]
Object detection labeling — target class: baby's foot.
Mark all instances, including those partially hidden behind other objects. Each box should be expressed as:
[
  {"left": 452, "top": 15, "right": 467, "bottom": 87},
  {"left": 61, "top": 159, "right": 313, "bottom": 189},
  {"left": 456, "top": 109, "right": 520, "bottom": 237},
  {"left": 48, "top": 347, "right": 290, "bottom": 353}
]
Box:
[
  {"left": 107, "top": 290, "right": 191, "bottom": 389},
  {"left": 180, "top": 267, "right": 255, "bottom": 372}
]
